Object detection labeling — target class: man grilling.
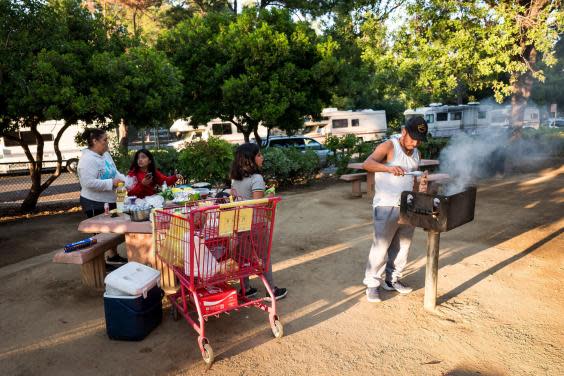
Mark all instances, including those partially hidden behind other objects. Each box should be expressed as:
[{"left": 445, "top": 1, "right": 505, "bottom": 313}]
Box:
[{"left": 362, "top": 116, "right": 429, "bottom": 302}]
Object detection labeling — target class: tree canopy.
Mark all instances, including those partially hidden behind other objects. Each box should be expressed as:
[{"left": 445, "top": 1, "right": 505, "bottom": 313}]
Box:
[
  {"left": 361, "top": 0, "right": 563, "bottom": 124},
  {"left": 158, "top": 7, "right": 339, "bottom": 143},
  {"left": 0, "top": 0, "right": 181, "bottom": 211}
]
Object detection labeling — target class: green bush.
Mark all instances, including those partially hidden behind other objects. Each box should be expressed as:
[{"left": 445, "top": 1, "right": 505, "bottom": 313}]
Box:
[
  {"left": 110, "top": 147, "right": 180, "bottom": 175},
  {"left": 262, "top": 147, "right": 320, "bottom": 186},
  {"left": 522, "top": 128, "right": 564, "bottom": 156},
  {"left": 325, "top": 134, "right": 383, "bottom": 175},
  {"left": 177, "top": 137, "right": 235, "bottom": 186},
  {"left": 419, "top": 137, "right": 449, "bottom": 159},
  {"left": 110, "top": 147, "right": 135, "bottom": 173},
  {"left": 149, "top": 147, "right": 179, "bottom": 175}
]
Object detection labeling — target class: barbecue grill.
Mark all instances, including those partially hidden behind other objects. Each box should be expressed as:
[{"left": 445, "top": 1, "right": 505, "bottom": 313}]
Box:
[{"left": 399, "top": 185, "right": 477, "bottom": 310}]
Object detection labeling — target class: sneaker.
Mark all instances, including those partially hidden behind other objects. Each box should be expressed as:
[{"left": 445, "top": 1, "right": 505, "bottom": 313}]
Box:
[
  {"left": 265, "top": 287, "right": 287, "bottom": 302},
  {"left": 106, "top": 254, "right": 128, "bottom": 265},
  {"left": 366, "top": 287, "right": 382, "bottom": 303},
  {"left": 382, "top": 280, "right": 413, "bottom": 294},
  {"left": 239, "top": 287, "right": 258, "bottom": 298}
]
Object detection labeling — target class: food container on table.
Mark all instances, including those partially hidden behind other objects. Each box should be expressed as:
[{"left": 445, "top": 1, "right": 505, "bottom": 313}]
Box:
[
  {"left": 194, "top": 188, "right": 210, "bottom": 199},
  {"left": 130, "top": 208, "right": 152, "bottom": 222},
  {"left": 193, "top": 182, "right": 211, "bottom": 189}
]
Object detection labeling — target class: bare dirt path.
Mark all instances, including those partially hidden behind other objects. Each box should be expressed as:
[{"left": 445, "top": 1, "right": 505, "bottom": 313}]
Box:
[{"left": 0, "top": 166, "right": 562, "bottom": 375}]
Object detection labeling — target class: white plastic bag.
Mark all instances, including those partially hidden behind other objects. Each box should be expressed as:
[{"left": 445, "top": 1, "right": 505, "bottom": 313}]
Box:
[{"left": 184, "top": 234, "right": 220, "bottom": 278}]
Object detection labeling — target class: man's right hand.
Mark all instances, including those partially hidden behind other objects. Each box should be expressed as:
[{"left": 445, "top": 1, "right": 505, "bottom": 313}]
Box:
[{"left": 387, "top": 166, "right": 406, "bottom": 176}]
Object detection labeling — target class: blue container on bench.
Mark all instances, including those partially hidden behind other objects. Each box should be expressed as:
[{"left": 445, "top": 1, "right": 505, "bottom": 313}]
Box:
[
  {"left": 104, "top": 284, "right": 163, "bottom": 341},
  {"left": 103, "top": 262, "right": 163, "bottom": 341}
]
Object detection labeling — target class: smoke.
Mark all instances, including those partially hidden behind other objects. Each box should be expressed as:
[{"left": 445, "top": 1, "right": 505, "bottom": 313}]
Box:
[{"left": 438, "top": 128, "right": 561, "bottom": 195}]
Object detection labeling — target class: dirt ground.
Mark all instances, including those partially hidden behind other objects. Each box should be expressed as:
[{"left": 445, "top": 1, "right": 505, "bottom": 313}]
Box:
[{"left": 0, "top": 166, "right": 562, "bottom": 376}]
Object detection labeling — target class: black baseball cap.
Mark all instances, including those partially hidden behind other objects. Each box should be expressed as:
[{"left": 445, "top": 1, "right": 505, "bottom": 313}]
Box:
[{"left": 405, "top": 116, "right": 428, "bottom": 141}]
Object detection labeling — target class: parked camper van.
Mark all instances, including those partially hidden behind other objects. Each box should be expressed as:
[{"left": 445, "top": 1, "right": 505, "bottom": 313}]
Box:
[
  {"left": 0, "top": 120, "right": 82, "bottom": 174},
  {"left": 303, "top": 108, "right": 387, "bottom": 143},
  {"left": 168, "top": 118, "right": 268, "bottom": 149},
  {"left": 404, "top": 102, "right": 540, "bottom": 138}
]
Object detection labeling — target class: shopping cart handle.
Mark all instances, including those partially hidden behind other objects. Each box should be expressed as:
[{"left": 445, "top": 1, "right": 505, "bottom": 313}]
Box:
[
  {"left": 218, "top": 196, "right": 281, "bottom": 209},
  {"left": 187, "top": 196, "right": 281, "bottom": 213}
]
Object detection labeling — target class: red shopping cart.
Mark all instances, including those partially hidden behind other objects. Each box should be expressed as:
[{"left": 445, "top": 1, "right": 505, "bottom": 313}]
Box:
[{"left": 153, "top": 197, "right": 283, "bottom": 367}]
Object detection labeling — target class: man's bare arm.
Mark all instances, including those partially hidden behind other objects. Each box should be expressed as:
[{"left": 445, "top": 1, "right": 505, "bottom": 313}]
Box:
[{"left": 362, "top": 140, "right": 405, "bottom": 176}]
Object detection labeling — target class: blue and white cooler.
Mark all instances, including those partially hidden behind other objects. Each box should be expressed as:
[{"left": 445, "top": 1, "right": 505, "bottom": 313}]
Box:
[{"left": 104, "top": 262, "right": 163, "bottom": 341}]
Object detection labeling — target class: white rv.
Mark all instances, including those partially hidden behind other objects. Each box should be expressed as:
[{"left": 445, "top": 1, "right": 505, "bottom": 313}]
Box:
[
  {"left": 303, "top": 108, "right": 387, "bottom": 143},
  {"left": 168, "top": 118, "right": 268, "bottom": 149},
  {"left": 0, "top": 120, "right": 82, "bottom": 174},
  {"left": 404, "top": 102, "right": 540, "bottom": 137}
]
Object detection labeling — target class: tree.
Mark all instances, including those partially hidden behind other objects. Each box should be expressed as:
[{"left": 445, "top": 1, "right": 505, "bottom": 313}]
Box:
[
  {"left": 531, "top": 35, "right": 564, "bottom": 115},
  {"left": 322, "top": 10, "right": 410, "bottom": 126},
  {"left": 363, "top": 0, "right": 563, "bottom": 126},
  {"left": 94, "top": 46, "right": 183, "bottom": 148},
  {"left": 0, "top": 0, "right": 130, "bottom": 212},
  {"left": 158, "top": 7, "right": 338, "bottom": 144}
]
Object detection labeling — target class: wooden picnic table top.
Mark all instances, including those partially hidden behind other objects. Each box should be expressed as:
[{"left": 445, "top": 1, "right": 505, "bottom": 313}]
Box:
[
  {"left": 78, "top": 213, "right": 152, "bottom": 234},
  {"left": 347, "top": 159, "right": 439, "bottom": 170}
]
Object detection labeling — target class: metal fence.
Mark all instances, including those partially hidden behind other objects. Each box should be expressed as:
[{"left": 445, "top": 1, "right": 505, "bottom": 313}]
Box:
[{"left": 0, "top": 161, "right": 80, "bottom": 216}]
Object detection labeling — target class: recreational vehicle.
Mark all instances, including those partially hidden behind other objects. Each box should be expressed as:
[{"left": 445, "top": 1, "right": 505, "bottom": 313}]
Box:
[
  {"left": 0, "top": 120, "right": 83, "bottom": 174},
  {"left": 168, "top": 118, "right": 268, "bottom": 149},
  {"left": 303, "top": 108, "right": 387, "bottom": 143},
  {"left": 404, "top": 102, "right": 540, "bottom": 138}
]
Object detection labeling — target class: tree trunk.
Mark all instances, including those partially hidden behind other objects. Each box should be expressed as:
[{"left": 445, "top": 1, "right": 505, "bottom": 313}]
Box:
[
  {"left": 20, "top": 176, "right": 42, "bottom": 213},
  {"left": 119, "top": 119, "right": 129, "bottom": 150},
  {"left": 455, "top": 80, "right": 466, "bottom": 105},
  {"left": 252, "top": 127, "right": 262, "bottom": 146},
  {"left": 19, "top": 121, "right": 71, "bottom": 213},
  {"left": 510, "top": 45, "right": 536, "bottom": 128}
]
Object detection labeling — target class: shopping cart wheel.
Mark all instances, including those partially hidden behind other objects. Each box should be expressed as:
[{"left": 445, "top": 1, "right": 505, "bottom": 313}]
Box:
[
  {"left": 202, "top": 343, "right": 214, "bottom": 367},
  {"left": 271, "top": 319, "right": 284, "bottom": 338}
]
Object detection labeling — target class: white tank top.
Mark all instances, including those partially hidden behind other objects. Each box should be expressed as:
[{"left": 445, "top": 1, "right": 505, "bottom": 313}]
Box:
[{"left": 373, "top": 135, "right": 420, "bottom": 207}]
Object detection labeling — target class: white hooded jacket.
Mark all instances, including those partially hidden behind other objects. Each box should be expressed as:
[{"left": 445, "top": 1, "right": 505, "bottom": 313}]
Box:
[{"left": 77, "top": 148, "right": 126, "bottom": 203}]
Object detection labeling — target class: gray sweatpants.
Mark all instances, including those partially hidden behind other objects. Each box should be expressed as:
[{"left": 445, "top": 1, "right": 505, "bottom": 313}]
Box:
[{"left": 363, "top": 206, "right": 415, "bottom": 288}]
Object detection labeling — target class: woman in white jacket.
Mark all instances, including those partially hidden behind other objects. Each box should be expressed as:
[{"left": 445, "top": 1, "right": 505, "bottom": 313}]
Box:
[{"left": 77, "top": 128, "right": 127, "bottom": 265}]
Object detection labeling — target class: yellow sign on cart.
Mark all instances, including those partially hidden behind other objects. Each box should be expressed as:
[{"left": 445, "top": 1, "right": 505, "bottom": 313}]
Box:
[
  {"left": 218, "top": 210, "right": 236, "bottom": 236},
  {"left": 237, "top": 208, "right": 253, "bottom": 232},
  {"left": 218, "top": 208, "right": 254, "bottom": 236}
]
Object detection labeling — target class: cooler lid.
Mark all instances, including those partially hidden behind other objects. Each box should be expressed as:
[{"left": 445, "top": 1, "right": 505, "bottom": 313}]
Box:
[{"left": 104, "top": 261, "right": 161, "bottom": 297}]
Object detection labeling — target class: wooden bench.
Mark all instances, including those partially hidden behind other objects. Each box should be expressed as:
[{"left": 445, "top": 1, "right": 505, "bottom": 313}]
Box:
[
  {"left": 340, "top": 173, "right": 367, "bottom": 198},
  {"left": 53, "top": 233, "right": 125, "bottom": 290}
]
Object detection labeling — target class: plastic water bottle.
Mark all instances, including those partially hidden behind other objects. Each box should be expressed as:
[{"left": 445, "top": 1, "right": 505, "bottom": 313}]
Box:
[
  {"left": 64, "top": 237, "right": 97, "bottom": 253},
  {"left": 116, "top": 182, "right": 127, "bottom": 213}
]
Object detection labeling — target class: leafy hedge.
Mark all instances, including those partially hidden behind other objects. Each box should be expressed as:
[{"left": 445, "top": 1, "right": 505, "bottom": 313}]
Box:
[
  {"left": 325, "top": 134, "right": 382, "bottom": 175},
  {"left": 522, "top": 128, "right": 564, "bottom": 156},
  {"left": 110, "top": 147, "right": 180, "bottom": 175},
  {"left": 418, "top": 137, "right": 450, "bottom": 159},
  {"left": 177, "top": 137, "right": 235, "bottom": 186},
  {"left": 262, "top": 147, "right": 320, "bottom": 186}
]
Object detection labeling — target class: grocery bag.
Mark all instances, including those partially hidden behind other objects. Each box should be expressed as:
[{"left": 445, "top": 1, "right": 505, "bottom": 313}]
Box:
[
  {"left": 184, "top": 234, "right": 220, "bottom": 278},
  {"left": 160, "top": 214, "right": 189, "bottom": 267}
]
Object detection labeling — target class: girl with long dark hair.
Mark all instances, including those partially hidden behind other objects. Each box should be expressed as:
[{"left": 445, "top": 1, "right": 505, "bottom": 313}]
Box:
[
  {"left": 230, "top": 143, "right": 287, "bottom": 301},
  {"left": 127, "top": 149, "right": 182, "bottom": 198}
]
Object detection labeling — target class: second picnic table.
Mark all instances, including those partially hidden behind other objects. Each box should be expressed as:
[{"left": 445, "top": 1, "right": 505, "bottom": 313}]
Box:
[{"left": 346, "top": 159, "right": 440, "bottom": 197}]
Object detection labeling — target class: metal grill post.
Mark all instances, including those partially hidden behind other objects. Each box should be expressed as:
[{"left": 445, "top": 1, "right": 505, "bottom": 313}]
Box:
[{"left": 424, "top": 230, "right": 440, "bottom": 311}]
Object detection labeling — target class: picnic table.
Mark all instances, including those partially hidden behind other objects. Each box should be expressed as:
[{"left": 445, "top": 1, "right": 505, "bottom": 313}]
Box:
[
  {"left": 346, "top": 159, "right": 440, "bottom": 197},
  {"left": 78, "top": 213, "right": 176, "bottom": 291}
]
